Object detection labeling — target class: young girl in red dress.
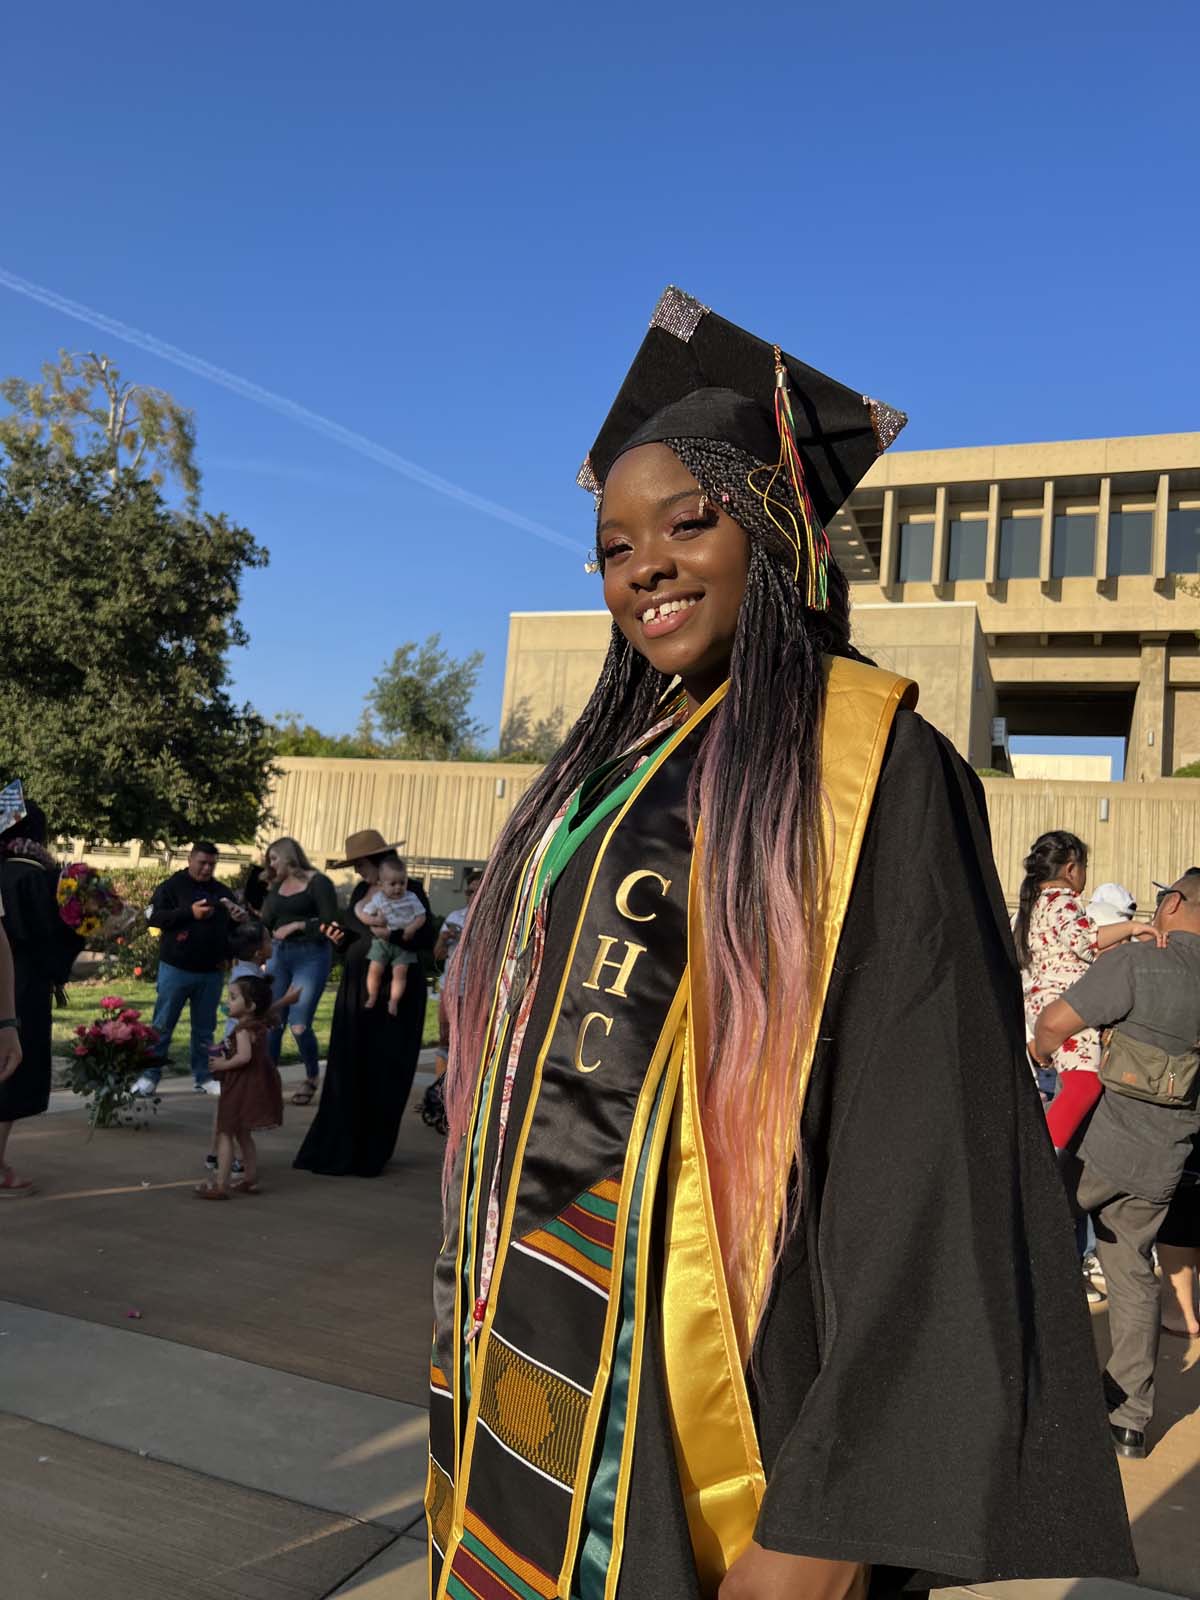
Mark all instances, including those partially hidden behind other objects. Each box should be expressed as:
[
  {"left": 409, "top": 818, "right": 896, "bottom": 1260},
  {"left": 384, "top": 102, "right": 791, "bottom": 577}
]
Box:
[{"left": 195, "top": 974, "right": 283, "bottom": 1199}]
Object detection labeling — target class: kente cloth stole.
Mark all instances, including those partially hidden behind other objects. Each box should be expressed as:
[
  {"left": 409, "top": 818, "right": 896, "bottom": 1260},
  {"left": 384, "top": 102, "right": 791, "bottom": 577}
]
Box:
[{"left": 427, "top": 660, "right": 917, "bottom": 1600}]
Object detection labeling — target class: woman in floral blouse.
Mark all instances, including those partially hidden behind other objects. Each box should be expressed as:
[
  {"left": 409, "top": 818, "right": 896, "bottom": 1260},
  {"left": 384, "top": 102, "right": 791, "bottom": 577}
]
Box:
[{"left": 1015, "top": 830, "right": 1146, "bottom": 1148}]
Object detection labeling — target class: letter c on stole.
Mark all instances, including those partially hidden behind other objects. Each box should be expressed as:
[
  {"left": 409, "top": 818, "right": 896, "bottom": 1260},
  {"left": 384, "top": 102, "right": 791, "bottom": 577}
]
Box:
[
  {"left": 615, "top": 869, "right": 672, "bottom": 923},
  {"left": 575, "top": 1010, "right": 613, "bottom": 1073}
]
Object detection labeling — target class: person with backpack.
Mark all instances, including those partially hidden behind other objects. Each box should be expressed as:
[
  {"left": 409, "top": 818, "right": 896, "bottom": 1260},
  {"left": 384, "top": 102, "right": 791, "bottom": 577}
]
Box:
[{"left": 1034, "top": 867, "right": 1200, "bottom": 1460}]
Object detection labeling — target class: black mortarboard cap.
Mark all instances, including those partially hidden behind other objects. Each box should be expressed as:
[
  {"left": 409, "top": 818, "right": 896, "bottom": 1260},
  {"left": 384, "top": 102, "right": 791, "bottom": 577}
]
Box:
[{"left": 577, "top": 286, "right": 907, "bottom": 528}]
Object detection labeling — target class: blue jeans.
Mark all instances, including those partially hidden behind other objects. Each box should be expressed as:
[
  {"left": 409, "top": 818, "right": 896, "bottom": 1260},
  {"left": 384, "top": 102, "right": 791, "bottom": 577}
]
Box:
[
  {"left": 144, "top": 964, "right": 224, "bottom": 1087},
  {"left": 267, "top": 938, "right": 332, "bottom": 1081}
]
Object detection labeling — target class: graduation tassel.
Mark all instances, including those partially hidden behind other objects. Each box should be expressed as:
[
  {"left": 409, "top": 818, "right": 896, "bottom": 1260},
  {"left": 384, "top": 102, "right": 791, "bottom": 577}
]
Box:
[{"left": 772, "top": 347, "right": 832, "bottom": 611}]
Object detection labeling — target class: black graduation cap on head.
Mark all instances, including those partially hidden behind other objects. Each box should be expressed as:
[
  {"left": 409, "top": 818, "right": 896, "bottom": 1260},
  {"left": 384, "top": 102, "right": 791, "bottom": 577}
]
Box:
[{"left": 577, "top": 287, "right": 907, "bottom": 605}]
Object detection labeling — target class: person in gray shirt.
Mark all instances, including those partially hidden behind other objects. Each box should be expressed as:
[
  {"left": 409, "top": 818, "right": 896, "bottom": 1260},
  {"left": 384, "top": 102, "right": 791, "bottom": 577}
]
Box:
[{"left": 1035, "top": 869, "right": 1200, "bottom": 1460}]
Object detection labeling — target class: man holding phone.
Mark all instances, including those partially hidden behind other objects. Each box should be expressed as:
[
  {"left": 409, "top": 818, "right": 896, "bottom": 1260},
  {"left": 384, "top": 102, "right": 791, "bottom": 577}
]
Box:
[{"left": 134, "top": 841, "right": 246, "bottom": 1096}]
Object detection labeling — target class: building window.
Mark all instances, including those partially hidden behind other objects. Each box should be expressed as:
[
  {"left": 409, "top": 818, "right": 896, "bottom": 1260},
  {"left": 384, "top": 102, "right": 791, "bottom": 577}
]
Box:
[
  {"left": 1107, "top": 511, "right": 1152, "bottom": 576},
  {"left": 1051, "top": 514, "right": 1095, "bottom": 578},
  {"left": 897, "top": 521, "right": 934, "bottom": 582},
  {"left": 998, "top": 517, "right": 1041, "bottom": 579},
  {"left": 947, "top": 519, "right": 987, "bottom": 581},
  {"left": 1167, "top": 507, "right": 1200, "bottom": 574}
]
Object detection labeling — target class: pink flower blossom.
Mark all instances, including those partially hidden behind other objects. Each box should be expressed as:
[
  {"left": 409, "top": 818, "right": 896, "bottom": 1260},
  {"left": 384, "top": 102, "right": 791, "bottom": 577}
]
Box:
[
  {"left": 73, "top": 1044, "right": 89, "bottom": 1057},
  {"left": 74, "top": 1024, "right": 88, "bottom": 1037},
  {"left": 61, "top": 900, "right": 83, "bottom": 927},
  {"left": 99, "top": 995, "right": 125, "bottom": 1010},
  {"left": 120, "top": 1008, "right": 141, "bottom": 1022}
]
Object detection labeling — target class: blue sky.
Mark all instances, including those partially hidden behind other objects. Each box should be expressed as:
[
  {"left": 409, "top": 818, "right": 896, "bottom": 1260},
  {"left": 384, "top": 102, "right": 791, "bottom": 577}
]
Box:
[{"left": 1, "top": 1, "right": 1196, "bottom": 750}]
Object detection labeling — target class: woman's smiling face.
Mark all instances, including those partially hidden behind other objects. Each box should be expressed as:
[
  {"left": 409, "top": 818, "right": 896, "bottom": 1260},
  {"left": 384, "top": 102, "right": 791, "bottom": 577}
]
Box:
[{"left": 599, "top": 443, "right": 750, "bottom": 709}]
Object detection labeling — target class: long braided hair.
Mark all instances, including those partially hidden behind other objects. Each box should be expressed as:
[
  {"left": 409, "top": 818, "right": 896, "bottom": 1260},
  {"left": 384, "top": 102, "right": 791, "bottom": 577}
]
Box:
[
  {"left": 1012, "top": 830, "right": 1088, "bottom": 969},
  {"left": 445, "top": 436, "right": 870, "bottom": 1341}
]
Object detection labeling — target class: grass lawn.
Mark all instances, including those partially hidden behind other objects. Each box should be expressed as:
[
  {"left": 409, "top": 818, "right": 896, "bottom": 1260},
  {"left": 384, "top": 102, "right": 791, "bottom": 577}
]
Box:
[{"left": 54, "top": 974, "right": 441, "bottom": 1065}]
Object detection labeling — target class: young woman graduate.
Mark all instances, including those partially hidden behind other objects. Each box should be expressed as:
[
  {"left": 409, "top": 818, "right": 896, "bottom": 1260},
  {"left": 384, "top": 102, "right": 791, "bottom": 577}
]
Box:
[{"left": 426, "top": 288, "right": 1135, "bottom": 1600}]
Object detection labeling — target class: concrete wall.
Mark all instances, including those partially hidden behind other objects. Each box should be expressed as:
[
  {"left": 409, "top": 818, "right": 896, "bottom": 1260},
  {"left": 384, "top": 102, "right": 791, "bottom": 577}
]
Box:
[
  {"left": 500, "top": 611, "right": 612, "bottom": 742},
  {"left": 499, "top": 604, "right": 1000, "bottom": 772},
  {"left": 1011, "top": 754, "right": 1113, "bottom": 781},
  {"left": 65, "top": 756, "right": 542, "bottom": 881},
  {"left": 66, "top": 760, "right": 1200, "bottom": 912},
  {"left": 1171, "top": 687, "right": 1200, "bottom": 772},
  {"left": 980, "top": 776, "right": 1200, "bottom": 905},
  {"left": 850, "top": 602, "right": 996, "bottom": 768},
  {"left": 264, "top": 756, "right": 540, "bottom": 871}
]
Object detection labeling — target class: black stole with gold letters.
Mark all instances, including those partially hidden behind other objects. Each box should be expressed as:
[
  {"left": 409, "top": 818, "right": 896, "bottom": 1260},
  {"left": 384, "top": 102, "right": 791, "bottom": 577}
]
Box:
[{"left": 428, "top": 700, "right": 709, "bottom": 1600}]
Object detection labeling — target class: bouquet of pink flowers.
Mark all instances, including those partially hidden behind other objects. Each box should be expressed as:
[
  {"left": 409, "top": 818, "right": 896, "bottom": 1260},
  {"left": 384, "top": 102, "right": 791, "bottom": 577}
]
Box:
[
  {"left": 66, "top": 995, "right": 160, "bottom": 1130},
  {"left": 57, "top": 863, "right": 123, "bottom": 940}
]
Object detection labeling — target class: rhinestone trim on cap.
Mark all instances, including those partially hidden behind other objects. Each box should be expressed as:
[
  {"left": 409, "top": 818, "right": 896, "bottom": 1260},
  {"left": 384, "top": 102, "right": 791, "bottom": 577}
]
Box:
[
  {"left": 866, "top": 398, "right": 908, "bottom": 454},
  {"left": 650, "top": 285, "right": 708, "bottom": 342},
  {"left": 577, "top": 456, "right": 600, "bottom": 494}
]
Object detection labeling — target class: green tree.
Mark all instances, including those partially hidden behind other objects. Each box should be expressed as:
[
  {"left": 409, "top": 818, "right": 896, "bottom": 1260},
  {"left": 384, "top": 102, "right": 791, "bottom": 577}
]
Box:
[
  {"left": 0, "top": 350, "right": 200, "bottom": 505},
  {"left": 0, "top": 439, "right": 275, "bottom": 846},
  {"left": 271, "top": 711, "right": 380, "bottom": 759},
  {"left": 369, "top": 635, "right": 485, "bottom": 760}
]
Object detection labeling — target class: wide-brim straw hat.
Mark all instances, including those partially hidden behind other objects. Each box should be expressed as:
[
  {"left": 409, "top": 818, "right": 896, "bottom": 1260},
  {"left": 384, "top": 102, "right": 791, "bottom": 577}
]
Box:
[{"left": 330, "top": 829, "right": 407, "bottom": 869}]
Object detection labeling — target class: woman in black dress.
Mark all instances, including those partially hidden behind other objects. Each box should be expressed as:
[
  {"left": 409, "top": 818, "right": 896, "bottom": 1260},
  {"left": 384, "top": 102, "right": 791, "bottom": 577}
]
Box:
[
  {"left": 0, "top": 800, "right": 85, "bottom": 1196},
  {"left": 293, "top": 831, "right": 433, "bottom": 1177}
]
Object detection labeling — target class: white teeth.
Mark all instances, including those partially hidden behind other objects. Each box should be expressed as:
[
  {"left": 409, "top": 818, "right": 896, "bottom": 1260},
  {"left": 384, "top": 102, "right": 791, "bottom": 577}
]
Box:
[{"left": 643, "top": 597, "right": 698, "bottom": 625}]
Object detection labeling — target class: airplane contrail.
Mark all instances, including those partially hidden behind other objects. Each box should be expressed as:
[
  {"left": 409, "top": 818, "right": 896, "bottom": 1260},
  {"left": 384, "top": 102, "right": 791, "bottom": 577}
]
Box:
[{"left": 0, "top": 266, "right": 586, "bottom": 555}]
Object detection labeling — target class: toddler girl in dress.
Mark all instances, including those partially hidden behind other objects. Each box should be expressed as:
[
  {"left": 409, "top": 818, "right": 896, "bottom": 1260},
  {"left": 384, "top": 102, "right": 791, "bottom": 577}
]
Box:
[{"left": 195, "top": 975, "right": 284, "bottom": 1199}]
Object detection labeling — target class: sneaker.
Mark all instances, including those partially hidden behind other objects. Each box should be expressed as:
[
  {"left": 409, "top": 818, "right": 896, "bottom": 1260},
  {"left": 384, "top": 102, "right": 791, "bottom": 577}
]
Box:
[
  {"left": 197, "top": 1079, "right": 221, "bottom": 1097},
  {"left": 232, "top": 1158, "right": 244, "bottom": 1175},
  {"left": 132, "top": 1074, "right": 158, "bottom": 1096},
  {"left": 204, "top": 1153, "right": 218, "bottom": 1171}
]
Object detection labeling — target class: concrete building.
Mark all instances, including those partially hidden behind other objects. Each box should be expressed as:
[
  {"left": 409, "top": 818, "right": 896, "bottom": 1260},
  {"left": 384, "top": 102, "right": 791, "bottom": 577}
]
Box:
[{"left": 501, "top": 432, "right": 1200, "bottom": 782}]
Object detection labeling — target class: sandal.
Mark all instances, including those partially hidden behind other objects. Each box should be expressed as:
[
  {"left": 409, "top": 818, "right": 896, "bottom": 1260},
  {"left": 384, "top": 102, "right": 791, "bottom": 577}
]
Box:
[
  {"left": 0, "top": 1166, "right": 35, "bottom": 1198},
  {"left": 193, "top": 1181, "right": 229, "bottom": 1200},
  {"left": 230, "top": 1180, "right": 263, "bottom": 1196},
  {"left": 291, "top": 1080, "right": 318, "bottom": 1105}
]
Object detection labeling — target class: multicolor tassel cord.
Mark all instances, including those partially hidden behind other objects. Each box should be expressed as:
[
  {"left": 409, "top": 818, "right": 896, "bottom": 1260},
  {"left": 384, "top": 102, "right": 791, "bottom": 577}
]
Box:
[{"left": 748, "top": 347, "right": 833, "bottom": 610}]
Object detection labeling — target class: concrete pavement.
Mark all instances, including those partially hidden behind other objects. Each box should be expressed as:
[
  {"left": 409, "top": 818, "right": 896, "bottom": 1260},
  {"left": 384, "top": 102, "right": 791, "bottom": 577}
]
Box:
[{"left": 1, "top": 1076, "right": 1197, "bottom": 1598}]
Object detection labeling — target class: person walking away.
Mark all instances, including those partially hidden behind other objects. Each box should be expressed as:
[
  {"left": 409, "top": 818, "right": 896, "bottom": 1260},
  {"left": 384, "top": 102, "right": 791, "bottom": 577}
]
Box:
[
  {"left": 259, "top": 837, "right": 337, "bottom": 1104},
  {"left": 292, "top": 834, "right": 434, "bottom": 1178},
  {"left": 0, "top": 908, "right": 20, "bottom": 1085},
  {"left": 1015, "top": 833, "right": 1146, "bottom": 1152},
  {"left": 1157, "top": 1131, "right": 1200, "bottom": 1338},
  {"left": 1035, "top": 869, "right": 1200, "bottom": 1459},
  {"left": 0, "top": 887, "right": 28, "bottom": 1190},
  {"left": 136, "top": 842, "right": 246, "bottom": 1096},
  {"left": 358, "top": 857, "right": 426, "bottom": 1013},
  {"left": 0, "top": 799, "right": 86, "bottom": 1195},
  {"left": 195, "top": 974, "right": 283, "bottom": 1199}
]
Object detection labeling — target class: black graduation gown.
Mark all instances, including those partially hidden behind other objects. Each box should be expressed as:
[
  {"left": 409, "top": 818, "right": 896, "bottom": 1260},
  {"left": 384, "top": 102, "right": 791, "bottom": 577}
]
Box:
[
  {"left": 293, "top": 878, "right": 431, "bottom": 1177},
  {"left": 512, "top": 711, "right": 1135, "bottom": 1595},
  {"left": 0, "top": 856, "right": 85, "bottom": 1122}
]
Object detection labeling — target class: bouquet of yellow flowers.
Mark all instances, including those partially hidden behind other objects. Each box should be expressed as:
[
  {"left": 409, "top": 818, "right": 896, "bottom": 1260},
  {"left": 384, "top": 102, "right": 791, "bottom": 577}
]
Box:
[{"left": 57, "top": 862, "right": 123, "bottom": 939}]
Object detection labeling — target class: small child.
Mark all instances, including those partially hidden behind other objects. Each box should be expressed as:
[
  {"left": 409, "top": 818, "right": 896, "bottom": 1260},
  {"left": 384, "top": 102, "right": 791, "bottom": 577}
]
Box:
[
  {"left": 358, "top": 859, "right": 426, "bottom": 1014},
  {"left": 195, "top": 975, "right": 283, "bottom": 1200},
  {"left": 204, "top": 921, "right": 296, "bottom": 1174}
]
